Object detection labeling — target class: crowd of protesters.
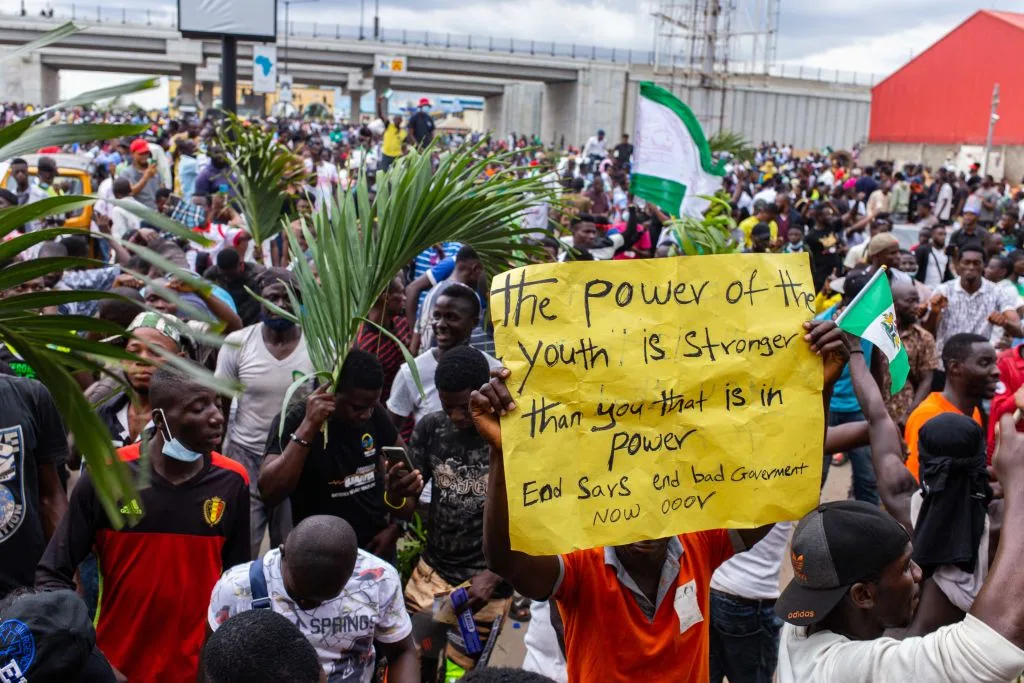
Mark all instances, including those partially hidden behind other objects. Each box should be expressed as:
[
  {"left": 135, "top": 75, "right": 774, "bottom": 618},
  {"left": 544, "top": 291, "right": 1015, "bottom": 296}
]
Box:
[{"left": 3, "top": 100, "right": 1024, "bottom": 683}]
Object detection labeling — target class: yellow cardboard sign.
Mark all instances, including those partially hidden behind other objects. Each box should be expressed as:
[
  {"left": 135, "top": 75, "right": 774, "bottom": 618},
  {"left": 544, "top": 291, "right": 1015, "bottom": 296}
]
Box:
[{"left": 490, "top": 254, "right": 823, "bottom": 555}]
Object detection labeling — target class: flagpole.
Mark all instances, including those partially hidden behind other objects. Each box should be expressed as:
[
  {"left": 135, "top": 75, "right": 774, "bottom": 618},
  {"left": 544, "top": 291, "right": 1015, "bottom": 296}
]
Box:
[{"left": 834, "top": 266, "right": 887, "bottom": 326}]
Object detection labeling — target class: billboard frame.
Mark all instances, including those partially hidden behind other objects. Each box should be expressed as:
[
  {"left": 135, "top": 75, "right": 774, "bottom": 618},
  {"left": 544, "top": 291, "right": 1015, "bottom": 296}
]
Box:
[{"left": 176, "top": 0, "right": 279, "bottom": 42}]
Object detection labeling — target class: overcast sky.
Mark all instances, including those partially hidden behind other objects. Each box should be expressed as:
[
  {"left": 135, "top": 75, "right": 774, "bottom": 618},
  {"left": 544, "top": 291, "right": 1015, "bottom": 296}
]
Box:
[{"left": 47, "top": 0, "right": 1024, "bottom": 106}]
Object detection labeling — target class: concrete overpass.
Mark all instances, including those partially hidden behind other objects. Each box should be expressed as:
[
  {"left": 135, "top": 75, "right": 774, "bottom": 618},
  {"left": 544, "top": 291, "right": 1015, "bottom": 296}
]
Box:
[
  {"left": 0, "top": 13, "right": 616, "bottom": 144},
  {"left": 0, "top": 12, "right": 873, "bottom": 149}
]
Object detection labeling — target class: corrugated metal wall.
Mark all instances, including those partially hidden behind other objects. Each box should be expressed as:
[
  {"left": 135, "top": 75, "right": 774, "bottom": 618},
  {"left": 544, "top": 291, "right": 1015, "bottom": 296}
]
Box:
[
  {"left": 663, "top": 84, "right": 870, "bottom": 150},
  {"left": 621, "top": 77, "right": 871, "bottom": 151}
]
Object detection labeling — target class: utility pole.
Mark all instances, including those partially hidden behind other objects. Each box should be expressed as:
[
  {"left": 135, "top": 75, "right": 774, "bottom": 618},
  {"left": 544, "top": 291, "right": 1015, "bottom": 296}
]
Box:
[
  {"left": 283, "top": 0, "right": 318, "bottom": 74},
  {"left": 222, "top": 35, "right": 237, "bottom": 113},
  {"left": 982, "top": 82, "right": 1000, "bottom": 177},
  {"left": 374, "top": 0, "right": 380, "bottom": 40},
  {"left": 359, "top": 0, "right": 365, "bottom": 40}
]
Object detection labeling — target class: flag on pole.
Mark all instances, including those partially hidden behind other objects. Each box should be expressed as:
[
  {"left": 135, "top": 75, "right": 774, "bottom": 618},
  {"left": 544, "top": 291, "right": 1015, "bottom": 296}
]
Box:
[
  {"left": 631, "top": 82, "right": 726, "bottom": 218},
  {"left": 835, "top": 267, "right": 909, "bottom": 395}
]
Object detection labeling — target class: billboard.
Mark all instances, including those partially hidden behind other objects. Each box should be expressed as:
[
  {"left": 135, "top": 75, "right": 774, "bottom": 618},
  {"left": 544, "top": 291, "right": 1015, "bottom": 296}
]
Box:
[
  {"left": 252, "top": 45, "right": 278, "bottom": 93},
  {"left": 178, "top": 0, "right": 277, "bottom": 40},
  {"left": 373, "top": 55, "right": 408, "bottom": 76}
]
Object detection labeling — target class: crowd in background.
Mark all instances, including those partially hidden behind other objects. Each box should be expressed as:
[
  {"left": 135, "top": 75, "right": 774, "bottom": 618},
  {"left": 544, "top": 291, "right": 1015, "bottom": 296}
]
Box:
[{"left": 3, "top": 103, "right": 1024, "bottom": 683}]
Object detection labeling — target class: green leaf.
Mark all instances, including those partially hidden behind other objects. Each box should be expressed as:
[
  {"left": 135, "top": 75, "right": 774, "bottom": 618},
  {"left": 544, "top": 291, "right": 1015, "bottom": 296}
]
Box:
[
  {"left": 0, "top": 22, "right": 80, "bottom": 65},
  {"left": 0, "top": 124, "right": 149, "bottom": 161},
  {"left": 0, "top": 323, "right": 141, "bottom": 528},
  {"left": 47, "top": 77, "right": 161, "bottom": 111},
  {"left": 0, "top": 227, "right": 87, "bottom": 263},
  {"left": 0, "top": 257, "right": 100, "bottom": 291},
  {"left": 0, "top": 195, "right": 96, "bottom": 240}
]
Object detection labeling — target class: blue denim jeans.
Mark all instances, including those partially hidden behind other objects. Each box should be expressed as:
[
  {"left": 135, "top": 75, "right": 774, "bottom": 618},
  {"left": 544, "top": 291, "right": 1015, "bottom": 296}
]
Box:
[
  {"left": 708, "top": 590, "right": 782, "bottom": 683},
  {"left": 827, "top": 410, "right": 880, "bottom": 505}
]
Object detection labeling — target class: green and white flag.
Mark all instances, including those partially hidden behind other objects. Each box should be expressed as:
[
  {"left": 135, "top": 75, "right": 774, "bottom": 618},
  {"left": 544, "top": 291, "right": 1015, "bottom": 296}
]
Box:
[
  {"left": 835, "top": 268, "right": 909, "bottom": 395},
  {"left": 631, "top": 82, "right": 726, "bottom": 218}
]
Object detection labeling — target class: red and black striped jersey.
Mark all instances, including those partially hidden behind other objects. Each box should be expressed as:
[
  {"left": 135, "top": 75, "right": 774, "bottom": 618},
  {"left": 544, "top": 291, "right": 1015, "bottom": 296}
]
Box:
[{"left": 36, "top": 443, "right": 250, "bottom": 683}]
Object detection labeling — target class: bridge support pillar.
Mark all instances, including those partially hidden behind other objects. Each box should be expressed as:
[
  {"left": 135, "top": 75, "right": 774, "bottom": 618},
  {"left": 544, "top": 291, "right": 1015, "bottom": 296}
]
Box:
[
  {"left": 199, "top": 81, "right": 214, "bottom": 109},
  {"left": 179, "top": 64, "right": 197, "bottom": 109},
  {"left": 349, "top": 91, "right": 366, "bottom": 121},
  {"left": 1, "top": 53, "right": 59, "bottom": 106},
  {"left": 543, "top": 66, "right": 627, "bottom": 150},
  {"left": 483, "top": 91, "right": 505, "bottom": 136}
]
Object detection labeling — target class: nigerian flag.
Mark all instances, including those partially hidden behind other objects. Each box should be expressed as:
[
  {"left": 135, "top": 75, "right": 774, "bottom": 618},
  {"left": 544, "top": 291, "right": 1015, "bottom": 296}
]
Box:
[
  {"left": 835, "top": 268, "right": 909, "bottom": 394},
  {"left": 631, "top": 82, "right": 725, "bottom": 218}
]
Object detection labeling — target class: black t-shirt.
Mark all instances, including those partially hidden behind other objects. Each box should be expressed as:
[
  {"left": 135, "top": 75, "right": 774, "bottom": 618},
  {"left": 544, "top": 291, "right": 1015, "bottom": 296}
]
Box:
[
  {"left": 202, "top": 263, "right": 263, "bottom": 327},
  {"left": 0, "top": 376, "right": 69, "bottom": 594},
  {"left": 408, "top": 111, "right": 435, "bottom": 146},
  {"left": 947, "top": 227, "right": 984, "bottom": 258},
  {"left": 409, "top": 411, "right": 493, "bottom": 587},
  {"left": 805, "top": 221, "right": 846, "bottom": 291},
  {"left": 266, "top": 403, "right": 397, "bottom": 547},
  {"left": 614, "top": 142, "right": 633, "bottom": 164}
]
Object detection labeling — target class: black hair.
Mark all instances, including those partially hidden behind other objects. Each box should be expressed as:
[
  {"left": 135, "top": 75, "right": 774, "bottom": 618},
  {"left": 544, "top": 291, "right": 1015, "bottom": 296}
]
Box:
[
  {"left": 203, "top": 609, "right": 322, "bottom": 683},
  {"left": 149, "top": 364, "right": 204, "bottom": 410},
  {"left": 216, "top": 248, "right": 241, "bottom": 271},
  {"left": 990, "top": 255, "right": 1012, "bottom": 277},
  {"left": 156, "top": 188, "right": 172, "bottom": 201},
  {"left": 751, "top": 222, "right": 772, "bottom": 239},
  {"left": 941, "top": 333, "right": 989, "bottom": 369},
  {"left": 436, "top": 345, "right": 490, "bottom": 394},
  {"left": 571, "top": 213, "right": 596, "bottom": 228},
  {"left": 337, "top": 349, "right": 384, "bottom": 392},
  {"left": 97, "top": 288, "right": 145, "bottom": 328},
  {"left": 9, "top": 157, "right": 27, "bottom": 167},
  {"left": 438, "top": 281, "right": 481, "bottom": 318},
  {"left": 842, "top": 268, "right": 872, "bottom": 304},
  {"left": 959, "top": 244, "right": 985, "bottom": 260},
  {"left": 456, "top": 245, "right": 480, "bottom": 264},
  {"left": 62, "top": 235, "right": 89, "bottom": 258},
  {"left": 37, "top": 156, "right": 57, "bottom": 173},
  {"left": 540, "top": 236, "right": 561, "bottom": 250},
  {"left": 462, "top": 668, "right": 556, "bottom": 683}
]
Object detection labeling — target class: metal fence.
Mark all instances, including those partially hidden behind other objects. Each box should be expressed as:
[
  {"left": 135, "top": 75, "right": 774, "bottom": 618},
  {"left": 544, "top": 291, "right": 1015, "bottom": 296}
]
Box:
[{"left": 5, "top": 2, "right": 883, "bottom": 86}]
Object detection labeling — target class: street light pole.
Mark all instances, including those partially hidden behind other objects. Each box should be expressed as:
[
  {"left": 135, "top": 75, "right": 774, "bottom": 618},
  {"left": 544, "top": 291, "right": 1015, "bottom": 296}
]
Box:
[
  {"left": 282, "top": 0, "right": 319, "bottom": 75},
  {"left": 374, "top": 0, "right": 380, "bottom": 40},
  {"left": 359, "top": 0, "right": 365, "bottom": 40},
  {"left": 982, "top": 82, "right": 1000, "bottom": 177}
]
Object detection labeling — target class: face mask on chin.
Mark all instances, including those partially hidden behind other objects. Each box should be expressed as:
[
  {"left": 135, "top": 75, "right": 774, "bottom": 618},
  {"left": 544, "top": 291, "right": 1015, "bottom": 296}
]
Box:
[
  {"left": 155, "top": 408, "right": 204, "bottom": 463},
  {"left": 261, "top": 311, "right": 297, "bottom": 332}
]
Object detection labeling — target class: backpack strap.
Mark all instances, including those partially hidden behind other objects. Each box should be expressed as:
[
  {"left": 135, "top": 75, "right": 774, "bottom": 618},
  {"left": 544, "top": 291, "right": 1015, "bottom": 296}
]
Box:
[{"left": 249, "top": 559, "right": 271, "bottom": 609}]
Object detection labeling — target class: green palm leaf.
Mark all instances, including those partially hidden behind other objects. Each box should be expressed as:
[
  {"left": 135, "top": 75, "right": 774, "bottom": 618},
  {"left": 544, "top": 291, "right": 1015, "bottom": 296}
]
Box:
[
  {"left": 0, "top": 22, "right": 80, "bottom": 65},
  {"left": 215, "top": 113, "right": 310, "bottom": 255},
  {"left": 280, "top": 141, "right": 555, "bottom": 418}
]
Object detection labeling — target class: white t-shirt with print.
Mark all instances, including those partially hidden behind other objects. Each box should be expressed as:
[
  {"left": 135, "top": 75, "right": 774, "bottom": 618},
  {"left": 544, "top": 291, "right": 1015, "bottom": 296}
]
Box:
[{"left": 208, "top": 548, "right": 412, "bottom": 683}]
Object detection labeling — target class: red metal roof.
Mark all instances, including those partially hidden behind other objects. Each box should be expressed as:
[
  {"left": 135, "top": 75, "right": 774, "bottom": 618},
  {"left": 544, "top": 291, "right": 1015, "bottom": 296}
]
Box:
[
  {"left": 988, "top": 10, "right": 1024, "bottom": 31},
  {"left": 869, "top": 10, "right": 1024, "bottom": 146}
]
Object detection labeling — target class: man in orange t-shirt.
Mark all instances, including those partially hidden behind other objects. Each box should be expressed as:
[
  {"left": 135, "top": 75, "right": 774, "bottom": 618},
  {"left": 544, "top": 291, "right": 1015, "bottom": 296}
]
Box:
[
  {"left": 466, "top": 322, "right": 847, "bottom": 682},
  {"left": 904, "top": 333, "right": 997, "bottom": 479}
]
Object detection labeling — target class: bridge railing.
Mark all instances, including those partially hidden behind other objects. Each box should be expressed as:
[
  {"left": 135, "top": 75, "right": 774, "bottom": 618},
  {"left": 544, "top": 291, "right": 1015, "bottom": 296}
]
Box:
[{"left": 4, "top": 2, "right": 881, "bottom": 86}]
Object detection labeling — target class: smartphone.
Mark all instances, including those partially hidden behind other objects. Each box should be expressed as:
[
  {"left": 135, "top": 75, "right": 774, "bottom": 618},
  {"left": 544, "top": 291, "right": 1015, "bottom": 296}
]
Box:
[{"left": 383, "top": 446, "right": 416, "bottom": 473}]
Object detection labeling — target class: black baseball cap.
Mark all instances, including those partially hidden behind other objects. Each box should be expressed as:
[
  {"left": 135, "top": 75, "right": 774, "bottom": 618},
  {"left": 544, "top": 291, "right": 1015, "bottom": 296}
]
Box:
[
  {"left": 0, "top": 589, "right": 115, "bottom": 682},
  {"left": 776, "top": 500, "right": 910, "bottom": 626}
]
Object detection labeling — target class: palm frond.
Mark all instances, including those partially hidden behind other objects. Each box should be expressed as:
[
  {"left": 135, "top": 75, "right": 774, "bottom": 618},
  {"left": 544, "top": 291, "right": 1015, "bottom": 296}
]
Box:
[
  {"left": 664, "top": 193, "right": 741, "bottom": 256},
  {"left": 708, "top": 129, "right": 755, "bottom": 163},
  {"left": 216, "top": 114, "right": 310, "bottom": 253},
  {"left": 0, "top": 22, "right": 80, "bottom": 64},
  {"left": 282, "top": 141, "right": 556, "bottom": 408}
]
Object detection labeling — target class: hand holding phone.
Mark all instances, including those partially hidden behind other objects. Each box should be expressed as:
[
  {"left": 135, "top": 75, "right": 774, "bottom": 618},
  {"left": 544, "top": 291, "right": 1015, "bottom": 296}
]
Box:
[{"left": 383, "top": 446, "right": 423, "bottom": 502}]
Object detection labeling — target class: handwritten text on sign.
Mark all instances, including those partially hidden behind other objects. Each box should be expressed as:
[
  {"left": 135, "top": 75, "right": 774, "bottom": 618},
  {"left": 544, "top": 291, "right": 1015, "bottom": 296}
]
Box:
[{"left": 491, "top": 254, "right": 824, "bottom": 555}]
